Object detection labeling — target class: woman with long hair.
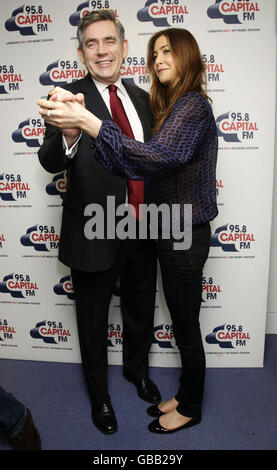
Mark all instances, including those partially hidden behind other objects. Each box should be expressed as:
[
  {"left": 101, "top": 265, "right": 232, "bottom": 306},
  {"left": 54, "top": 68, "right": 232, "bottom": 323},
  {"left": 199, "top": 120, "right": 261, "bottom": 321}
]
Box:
[{"left": 38, "top": 27, "right": 218, "bottom": 434}]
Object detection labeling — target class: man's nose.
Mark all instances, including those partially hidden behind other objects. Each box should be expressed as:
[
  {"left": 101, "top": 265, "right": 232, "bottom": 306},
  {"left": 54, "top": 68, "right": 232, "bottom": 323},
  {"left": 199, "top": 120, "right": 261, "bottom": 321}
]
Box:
[{"left": 97, "top": 41, "right": 108, "bottom": 55}]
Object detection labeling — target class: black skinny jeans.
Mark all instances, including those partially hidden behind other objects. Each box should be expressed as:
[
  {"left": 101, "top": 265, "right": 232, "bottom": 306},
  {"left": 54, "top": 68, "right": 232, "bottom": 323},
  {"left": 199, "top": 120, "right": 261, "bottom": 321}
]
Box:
[{"left": 155, "top": 222, "right": 211, "bottom": 418}]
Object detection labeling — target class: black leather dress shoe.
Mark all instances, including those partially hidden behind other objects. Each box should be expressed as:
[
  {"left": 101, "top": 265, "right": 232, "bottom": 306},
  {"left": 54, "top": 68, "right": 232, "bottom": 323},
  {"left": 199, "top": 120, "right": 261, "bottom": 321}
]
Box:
[
  {"left": 134, "top": 377, "right": 161, "bottom": 404},
  {"left": 10, "top": 409, "right": 41, "bottom": 450},
  {"left": 148, "top": 416, "right": 201, "bottom": 434},
  {"left": 91, "top": 402, "right": 117, "bottom": 434},
  {"left": 147, "top": 404, "right": 165, "bottom": 417}
]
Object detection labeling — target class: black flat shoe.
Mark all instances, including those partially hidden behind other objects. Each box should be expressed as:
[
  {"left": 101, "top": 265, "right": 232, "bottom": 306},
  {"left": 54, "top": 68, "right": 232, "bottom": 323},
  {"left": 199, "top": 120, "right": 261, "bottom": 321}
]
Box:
[
  {"left": 91, "top": 402, "right": 118, "bottom": 435},
  {"left": 147, "top": 404, "right": 166, "bottom": 417},
  {"left": 148, "top": 416, "right": 201, "bottom": 434}
]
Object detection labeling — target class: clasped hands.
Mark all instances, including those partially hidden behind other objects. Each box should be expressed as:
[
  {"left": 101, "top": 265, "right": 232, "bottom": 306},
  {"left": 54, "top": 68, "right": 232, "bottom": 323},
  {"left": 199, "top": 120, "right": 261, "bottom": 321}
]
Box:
[
  {"left": 38, "top": 87, "right": 101, "bottom": 142},
  {"left": 37, "top": 87, "right": 86, "bottom": 143}
]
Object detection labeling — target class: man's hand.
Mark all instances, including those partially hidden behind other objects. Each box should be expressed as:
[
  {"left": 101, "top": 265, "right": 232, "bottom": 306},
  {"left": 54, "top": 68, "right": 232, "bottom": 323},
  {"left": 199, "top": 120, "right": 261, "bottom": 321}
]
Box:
[
  {"left": 48, "top": 87, "right": 85, "bottom": 147},
  {"left": 49, "top": 87, "right": 85, "bottom": 106},
  {"left": 38, "top": 91, "right": 102, "bottom": 140}
]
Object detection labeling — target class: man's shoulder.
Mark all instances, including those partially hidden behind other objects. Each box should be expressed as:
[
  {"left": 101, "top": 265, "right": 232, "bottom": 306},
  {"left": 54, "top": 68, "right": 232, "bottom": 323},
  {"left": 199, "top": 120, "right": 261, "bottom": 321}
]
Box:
[
  {"left": 62, "top": 74, "right": 91, "bottom": 92},
  {"left": 122, "top": 79, "right": 149, "bottom": 99}
]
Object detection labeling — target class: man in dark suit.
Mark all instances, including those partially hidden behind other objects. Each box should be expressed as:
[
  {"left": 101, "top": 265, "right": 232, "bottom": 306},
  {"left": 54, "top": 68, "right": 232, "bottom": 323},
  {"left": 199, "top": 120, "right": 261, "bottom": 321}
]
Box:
[{"left": 38, "top": 10, "right": 160, "bottom": 434}]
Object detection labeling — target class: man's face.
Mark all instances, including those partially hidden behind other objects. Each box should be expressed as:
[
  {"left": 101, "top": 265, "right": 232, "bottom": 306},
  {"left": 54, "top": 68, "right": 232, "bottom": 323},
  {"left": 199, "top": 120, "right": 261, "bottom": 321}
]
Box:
[{"left": 78, "top": 20, "right": 128, "bottom": 85}]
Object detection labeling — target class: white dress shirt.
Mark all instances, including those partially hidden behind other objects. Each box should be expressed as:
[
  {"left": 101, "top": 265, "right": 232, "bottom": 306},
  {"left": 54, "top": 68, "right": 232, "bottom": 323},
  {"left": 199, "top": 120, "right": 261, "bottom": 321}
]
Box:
[{"left": 63, "top": 76, "right": 144, "bottom": 157}]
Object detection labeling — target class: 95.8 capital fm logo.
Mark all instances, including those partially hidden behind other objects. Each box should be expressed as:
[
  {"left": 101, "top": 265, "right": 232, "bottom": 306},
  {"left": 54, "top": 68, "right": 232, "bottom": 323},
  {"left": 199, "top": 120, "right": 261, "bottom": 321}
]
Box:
[
  {"left": 69, "top": 1, "right": 117, "bottom": 27},
  {"left": 40, "top": 60, "right": 86, "bottom": 87},
  {"left": 12, "top": 118, "right": 45, "bottom": 153},
  {"left": 203, "top": 54, "right": 225, "bottom": 92},
  {"left": 0, "top": 318, "right": 17, "bottom": 347},
  {"left": 201, "top": 275, "right": 222, "bottom": 308},
  {"left": 120, "top": 56, "right": 149, "bottom": 88},
  {"left": 205, "top": 323, "right": 251, "bottom": 352},
  {"left": 20, "top": 224, "right": 60, "bottom": 255},
  {"left": 30, "top": 320, "right": 72, "bottom": 349},
  {"left": 207, "top": 1, "right": 261, "bottom": 27},
  {"left": 0, "top": 64, "right": 24, "bottom": 99},
  {"left": 152, "top": 323, "right": 176, "bottom": 349},
  {"left": 210, "top": 223, "right": 256, "bottom": 258},
  {"left": 45, "top": 172, "right": 67, "bottom": 206},
  {"left": 137, "top": 0, "right": 189, "bottom": 27},
  {"left": 53, "top": 275, "right": 75, "bottom": 302},
  {"left": 216, "top": 111, "right": 259, "bottom": 149},
  {"left": 0, "top": 273, "right": 39, "bottom": 302},
  {"left": 5, "top": 4, "right": 53, "bottom": 39},
  {"left": 0, "top": 172, "right": 31, "bottom": 206},
  {"left": 107, "top": 323, "right": 123, "bottom": 347},
  {"left": 0, "top": 233, "right": 7, "bottom": 252}
]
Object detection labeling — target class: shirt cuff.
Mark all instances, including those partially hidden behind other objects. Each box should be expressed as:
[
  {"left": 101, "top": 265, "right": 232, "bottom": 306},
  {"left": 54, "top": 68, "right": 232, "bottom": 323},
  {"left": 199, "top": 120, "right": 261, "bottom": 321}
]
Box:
[{"left": 62, "top": 132, "right": 82, "bottom": 158}]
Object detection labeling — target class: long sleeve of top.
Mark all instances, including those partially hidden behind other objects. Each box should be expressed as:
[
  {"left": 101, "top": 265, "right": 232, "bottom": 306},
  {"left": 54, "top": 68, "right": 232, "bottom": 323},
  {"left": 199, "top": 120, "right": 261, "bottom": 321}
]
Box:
[{"left": 94, "top": 92, "right": 218, "bottom": 226}]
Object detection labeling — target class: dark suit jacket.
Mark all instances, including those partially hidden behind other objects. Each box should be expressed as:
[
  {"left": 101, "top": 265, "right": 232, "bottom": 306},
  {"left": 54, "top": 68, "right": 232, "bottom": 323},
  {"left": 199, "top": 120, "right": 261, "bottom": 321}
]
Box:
[{"left": 38, "top": 74, "right": 153, "bottom": 272}]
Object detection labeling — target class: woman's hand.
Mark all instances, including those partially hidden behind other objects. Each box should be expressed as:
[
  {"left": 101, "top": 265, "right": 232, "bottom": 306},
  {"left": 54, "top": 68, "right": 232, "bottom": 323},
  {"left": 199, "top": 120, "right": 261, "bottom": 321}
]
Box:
[
  {"left": 49, "top": 87, "right": 85, "bottom": 106},
  {"left": 38, "top": 87, "right": 85, "bottom": 146},
  {"left": 38, "top": 98, "right": 86, "bottom": 129},
  {"left": 38, "top": 89, "right": 102, "bottom": 139}
]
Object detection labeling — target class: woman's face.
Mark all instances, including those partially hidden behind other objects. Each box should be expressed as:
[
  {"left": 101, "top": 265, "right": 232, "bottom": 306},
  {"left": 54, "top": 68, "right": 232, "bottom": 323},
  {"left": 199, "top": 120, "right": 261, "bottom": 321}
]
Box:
[{"left": 153, "top": 35, "right": 177, "bottom": 85}]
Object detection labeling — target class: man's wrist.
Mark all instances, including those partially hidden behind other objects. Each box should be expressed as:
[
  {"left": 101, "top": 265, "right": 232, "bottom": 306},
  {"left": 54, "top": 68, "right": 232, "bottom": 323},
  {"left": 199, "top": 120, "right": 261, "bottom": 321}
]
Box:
[
  {"left": 63, "top": 132, "right": 81, "bottom": 149},
  {"left": 62, "top": 132, "right": 82, "bottom": 158}
]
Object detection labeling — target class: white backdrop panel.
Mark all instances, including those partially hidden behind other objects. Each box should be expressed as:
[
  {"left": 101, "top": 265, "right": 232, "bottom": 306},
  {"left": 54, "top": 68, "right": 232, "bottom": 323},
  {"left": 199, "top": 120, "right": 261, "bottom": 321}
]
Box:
[{"left": 0, "top": 0, "right": 276, "bottom": 368}]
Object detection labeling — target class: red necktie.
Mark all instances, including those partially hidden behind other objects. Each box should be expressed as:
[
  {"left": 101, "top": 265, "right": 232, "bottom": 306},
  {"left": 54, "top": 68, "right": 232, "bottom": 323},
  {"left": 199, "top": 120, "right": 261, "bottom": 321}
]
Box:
[{"left": 108, "top": 84, "right": 144, "bottom": 220}]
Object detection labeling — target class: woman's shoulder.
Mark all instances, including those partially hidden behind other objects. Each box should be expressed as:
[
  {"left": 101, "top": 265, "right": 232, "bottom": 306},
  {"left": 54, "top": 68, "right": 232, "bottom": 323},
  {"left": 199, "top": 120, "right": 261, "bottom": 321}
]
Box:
[
  {"left": 177, "top": 91, "right": 210, "bottom": 106},
  {"left": 174, "top": 92, "right": 212, "bottom": 116}
]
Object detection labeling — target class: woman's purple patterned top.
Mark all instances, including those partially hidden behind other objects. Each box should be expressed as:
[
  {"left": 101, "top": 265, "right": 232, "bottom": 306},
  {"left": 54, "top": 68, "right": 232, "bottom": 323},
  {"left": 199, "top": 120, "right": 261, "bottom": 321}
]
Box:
[{"left": 94, "top": 91, "right": 218, "bottom": 227}]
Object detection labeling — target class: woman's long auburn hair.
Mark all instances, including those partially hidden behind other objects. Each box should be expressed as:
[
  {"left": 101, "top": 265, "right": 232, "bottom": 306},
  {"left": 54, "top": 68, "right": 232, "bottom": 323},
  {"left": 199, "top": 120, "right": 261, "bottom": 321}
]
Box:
[{"left": 147, "top": 28, "right": 209, "bottom": 134}]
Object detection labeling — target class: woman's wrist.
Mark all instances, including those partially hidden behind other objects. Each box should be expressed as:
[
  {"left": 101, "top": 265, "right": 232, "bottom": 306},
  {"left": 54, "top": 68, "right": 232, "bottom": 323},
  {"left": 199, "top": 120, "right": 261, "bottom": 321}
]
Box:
[{"left": 80, "top": 107, "right": 102, "bottom": 138}]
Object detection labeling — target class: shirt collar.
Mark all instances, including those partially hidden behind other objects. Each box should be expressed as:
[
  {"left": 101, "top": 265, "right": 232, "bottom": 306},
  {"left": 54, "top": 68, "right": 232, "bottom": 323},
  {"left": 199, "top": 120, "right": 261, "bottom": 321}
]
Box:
[{"left": 91, "top": 76, "right": 126, "bottom": 97}]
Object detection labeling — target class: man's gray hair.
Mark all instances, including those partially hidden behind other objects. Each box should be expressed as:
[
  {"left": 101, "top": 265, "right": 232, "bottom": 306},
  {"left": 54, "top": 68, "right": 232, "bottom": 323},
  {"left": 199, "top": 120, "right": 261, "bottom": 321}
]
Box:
[{"left": 77, "top": 9, "right": 125, "bottom": 49}]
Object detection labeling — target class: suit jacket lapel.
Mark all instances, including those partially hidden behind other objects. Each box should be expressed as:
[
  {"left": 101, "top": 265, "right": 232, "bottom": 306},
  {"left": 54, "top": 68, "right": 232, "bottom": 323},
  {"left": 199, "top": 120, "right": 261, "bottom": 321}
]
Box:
[{"left": 78, "top": 74, "right": 112, "bottom": 121}]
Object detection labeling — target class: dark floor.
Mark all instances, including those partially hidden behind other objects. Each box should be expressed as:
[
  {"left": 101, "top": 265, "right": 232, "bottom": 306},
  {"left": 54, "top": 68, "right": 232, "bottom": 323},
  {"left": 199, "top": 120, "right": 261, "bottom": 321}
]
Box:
[{"left": 0, "top": 335, "right": 276, "bottom": 454}]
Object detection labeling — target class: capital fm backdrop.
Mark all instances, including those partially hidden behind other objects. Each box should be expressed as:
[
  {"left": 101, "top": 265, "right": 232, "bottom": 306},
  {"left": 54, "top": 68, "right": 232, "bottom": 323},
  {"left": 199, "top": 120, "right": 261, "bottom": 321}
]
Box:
[{"left": 0, "top": 0, "right": 276, "bottom": 368}]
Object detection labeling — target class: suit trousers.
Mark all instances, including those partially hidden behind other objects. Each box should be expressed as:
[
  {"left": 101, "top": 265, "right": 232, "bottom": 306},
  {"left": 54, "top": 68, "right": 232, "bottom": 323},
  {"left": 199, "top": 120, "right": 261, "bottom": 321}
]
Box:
[
  {"left": 71, "top": 237, "right": 157, "bottom": 405},
  {"left": 155, "top": 222, "right": 211, "bottom": 418}
]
